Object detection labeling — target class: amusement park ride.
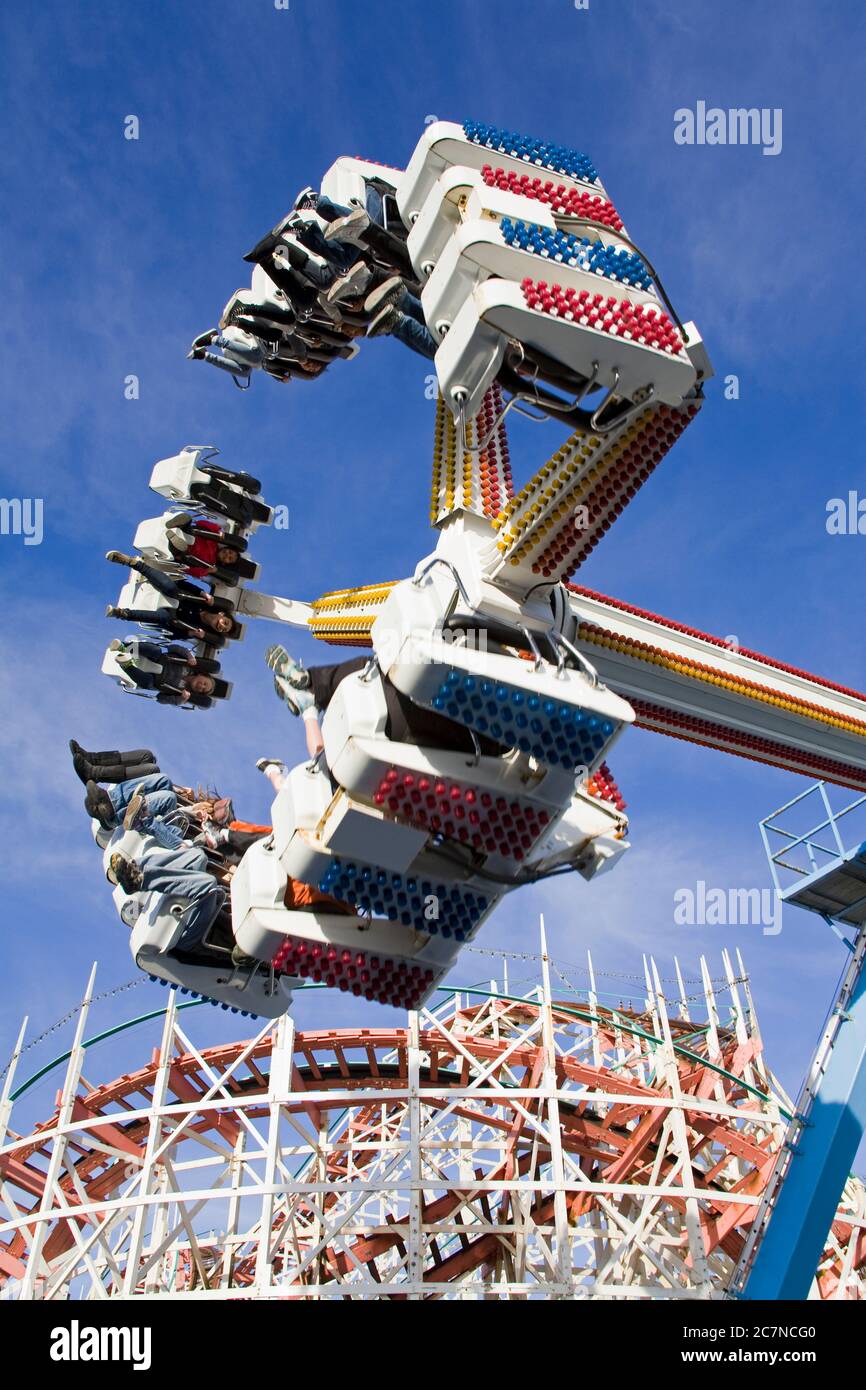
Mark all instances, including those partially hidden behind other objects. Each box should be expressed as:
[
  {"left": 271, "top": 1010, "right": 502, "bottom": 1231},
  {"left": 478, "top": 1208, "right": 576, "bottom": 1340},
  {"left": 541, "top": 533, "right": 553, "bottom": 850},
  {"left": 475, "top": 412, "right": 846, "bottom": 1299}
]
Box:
[{"left": 37, "top": 119, "right": 865, "bottom": 1298}]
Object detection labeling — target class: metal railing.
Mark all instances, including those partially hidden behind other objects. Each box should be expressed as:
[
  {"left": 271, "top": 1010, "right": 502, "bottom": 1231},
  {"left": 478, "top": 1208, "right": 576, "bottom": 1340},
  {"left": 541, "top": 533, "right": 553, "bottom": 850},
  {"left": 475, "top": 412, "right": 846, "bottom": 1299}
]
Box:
[{"left": 759, "top": 780, "right": 866, "bottom": 897}]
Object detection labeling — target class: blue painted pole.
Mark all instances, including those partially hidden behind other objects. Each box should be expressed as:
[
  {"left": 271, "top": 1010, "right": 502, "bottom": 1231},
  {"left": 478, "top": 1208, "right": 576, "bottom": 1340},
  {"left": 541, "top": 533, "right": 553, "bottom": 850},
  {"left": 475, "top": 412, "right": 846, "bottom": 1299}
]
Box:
[{"left": 742, "top": 953, "right": 866, "bottom": 1300}]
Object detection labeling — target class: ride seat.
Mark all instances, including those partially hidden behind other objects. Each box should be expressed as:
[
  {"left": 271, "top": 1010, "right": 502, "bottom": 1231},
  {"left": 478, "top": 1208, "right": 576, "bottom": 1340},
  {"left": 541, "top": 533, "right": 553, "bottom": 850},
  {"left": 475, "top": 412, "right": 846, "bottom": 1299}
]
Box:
[
  {"left": 397, "top": 120, "right": 607, "bottom": 227},
  {"left": 101, "top": 640, "right": 163, "bottom": 693},
  {"left": 101, "top": 828, "right": 151, "bottom": 884},
  {"left": 149, "top": 446, "right": 273, "bottom": 532},
  {"left": 132, "top": 515, "right": 189, "bottom": 568},
  {"left": 319, "top": 156, "right": 401, "bottom": 217},
  {"left": 372, "top": 577, "right": 634, "bottom": 774},
  {"left": 132, "top": 514, "right": 261, "bottom": 585},
  {"left": 422, "top": 206, "right": 661, "bottom": 343},
  {"left": 268, "top": 758, "right": 494, "bottom": 943},
  {"left": 149, "top": 445, "right": 222, "bottom": 502},
  {"left": 523, "top": 784, "right": 630, "bottom": 881},
  {"left": 322, "top": 663, "right": 576, "bottom": 870},
  {"left": 232, "top": 838, "right": 457, "bottom": 1009},
  {"left": 115, "top": 573, "right": 171, "bottom": 615},
  {"left": 408, "top": 164, "right": 635, "bottom": 289},
  {"left": 434, "top": 278, "right": 697, "bottom": 424},
  {"left": 129, "top": 889, "right": 294, "bottom": 1018}
]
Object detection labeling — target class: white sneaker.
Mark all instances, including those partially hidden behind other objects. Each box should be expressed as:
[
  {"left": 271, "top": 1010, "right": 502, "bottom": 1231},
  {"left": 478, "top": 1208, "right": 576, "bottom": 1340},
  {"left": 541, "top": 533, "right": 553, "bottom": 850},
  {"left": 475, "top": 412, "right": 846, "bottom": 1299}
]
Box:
[
  {"left": 324, "top": 208, "right": 371, "bottom": 247},
  {"left": 265, "top": 645, "right": 310, "bottom": 689},
  {"left": 256, "top": 757, "right": 288, "bottom": 775},
  {"left": 272, "top": 674, "right": 315, "bottom": 716},
  {"left": 326, "top": 262, "right": 374, "bottom": 304}
]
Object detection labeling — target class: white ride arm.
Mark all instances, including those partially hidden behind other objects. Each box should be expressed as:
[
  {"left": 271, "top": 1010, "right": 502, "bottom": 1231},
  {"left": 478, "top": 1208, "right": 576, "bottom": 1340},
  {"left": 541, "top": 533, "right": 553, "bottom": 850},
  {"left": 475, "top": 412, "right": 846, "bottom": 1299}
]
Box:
[{"left": 235, "top": 590, "right": 314, "bottom": 627}]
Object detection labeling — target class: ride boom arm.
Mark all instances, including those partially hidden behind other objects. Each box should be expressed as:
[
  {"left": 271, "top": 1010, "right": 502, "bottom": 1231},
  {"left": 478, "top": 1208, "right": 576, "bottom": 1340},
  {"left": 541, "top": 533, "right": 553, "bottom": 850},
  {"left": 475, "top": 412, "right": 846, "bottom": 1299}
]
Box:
[{"left": 568, "top": 586, "right": 866, "bottom": 791}]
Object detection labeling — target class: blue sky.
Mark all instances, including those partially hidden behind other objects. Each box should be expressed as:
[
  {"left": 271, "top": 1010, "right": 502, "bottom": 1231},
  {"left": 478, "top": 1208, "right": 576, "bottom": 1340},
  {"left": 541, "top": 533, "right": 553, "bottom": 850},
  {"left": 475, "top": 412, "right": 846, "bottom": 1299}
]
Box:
[{"left": 1, "top": 0, "right": 866, "bottom": 1147}]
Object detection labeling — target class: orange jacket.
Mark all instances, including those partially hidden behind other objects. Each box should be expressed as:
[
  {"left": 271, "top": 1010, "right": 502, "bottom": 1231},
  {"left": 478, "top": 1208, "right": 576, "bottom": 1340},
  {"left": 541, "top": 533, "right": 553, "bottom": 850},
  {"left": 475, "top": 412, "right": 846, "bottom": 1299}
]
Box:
[
  {"left": 230, "top": 821, "right": 354, "bottom": 914},
  {"left": 285, "top": 879, "right": 356, "bottom": 914}
]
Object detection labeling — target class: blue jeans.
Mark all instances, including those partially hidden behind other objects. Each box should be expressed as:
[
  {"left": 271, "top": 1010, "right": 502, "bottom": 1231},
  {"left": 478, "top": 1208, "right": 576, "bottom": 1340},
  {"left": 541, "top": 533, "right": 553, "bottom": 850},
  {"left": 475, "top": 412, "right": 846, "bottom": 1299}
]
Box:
[
  {"left": 365, "top": 184, "right": 385, "bottom": 225},
  {"left": 309, "top": 190, "right": 389, "bottom": 272},
  {"left": 313, "top": 194, "right": 347, "bottom": 223},
  {"left": 315, "top": 190, "right": 386, "bottom": 227},
  {"left": 215, "top": 331, "right": 269, "bottom": 367},
  {"left": 396, "top": 287, "right": 425, "bottom": 326},
  {"left": 305, "top": 200, "right": 357, "bottom": 274},
  {"left": 110, "top": 774, "right": 182, "bottom": 847},
  {"left": 134, "top": 562, "right": 181, "bottom": 601},
  {"left": 142, "top": 843, "right": 209, "bottom": 876},
  {"left": 109, "top": 774, "right": 176, "bottom": 822},
  {"left": 290, "top": 239, "right": 336, "bottom": 286},
  {"left": 202, "top": 349, "right": 251, "bottom": 380},
  {"left": 118, "top": 605, "right": 174, "bottom": 628},
  {"left": 392, "top": 311, "right": 437, "bottom": 360},
  {"left": 140, "top": 862, "right": 225, "bottom": 950}
]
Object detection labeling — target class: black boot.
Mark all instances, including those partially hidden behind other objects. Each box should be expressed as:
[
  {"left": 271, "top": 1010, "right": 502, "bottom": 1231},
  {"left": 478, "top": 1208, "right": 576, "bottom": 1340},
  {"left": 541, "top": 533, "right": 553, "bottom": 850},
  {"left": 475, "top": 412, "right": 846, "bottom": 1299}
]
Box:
[
  {"left": 121, "top": 760, "right": 160, "bottom": 780},
  {"left": 72, "top": 753, "right": 96, "bottom": 786},
  {"left": 84, "top": 780, "right": 117, "bottom": 829},
  {"left": 191, "top": 482, "right": 269, "bottom": 528},
  {"left": 201, "top": 462, "right": 262, "bottom": 495},
  {"left": 74, "top": 756, "right": 154, "bottom": 785},
  {"left": 117, "top": 747, "right": 157, "bottom": 766},
  {"left": 70, "top": 740, "right": 156, "bottom": 765}
]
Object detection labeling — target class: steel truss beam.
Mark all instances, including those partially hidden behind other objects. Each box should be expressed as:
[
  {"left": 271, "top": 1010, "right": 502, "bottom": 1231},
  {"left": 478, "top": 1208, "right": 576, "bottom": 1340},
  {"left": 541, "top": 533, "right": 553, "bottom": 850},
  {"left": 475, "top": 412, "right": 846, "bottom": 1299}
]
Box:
[{"left": 1, "top": 952, "right": 863, "bottom": 1300}]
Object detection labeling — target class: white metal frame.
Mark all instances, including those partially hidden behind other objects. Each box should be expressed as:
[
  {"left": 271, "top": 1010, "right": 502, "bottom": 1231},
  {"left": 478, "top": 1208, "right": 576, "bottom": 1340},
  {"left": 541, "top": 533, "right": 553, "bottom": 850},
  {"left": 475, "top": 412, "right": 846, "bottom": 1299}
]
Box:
[{"left": 2, "top": 935, "right": 862, "bottom": 1301}]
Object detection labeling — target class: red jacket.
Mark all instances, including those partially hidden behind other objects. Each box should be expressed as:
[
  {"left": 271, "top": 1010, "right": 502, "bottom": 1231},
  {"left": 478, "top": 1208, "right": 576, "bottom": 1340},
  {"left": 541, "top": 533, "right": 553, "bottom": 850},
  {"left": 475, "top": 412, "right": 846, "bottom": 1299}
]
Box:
[{"left": 184, "top": 519, "right": 222, "bottom": 577}]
